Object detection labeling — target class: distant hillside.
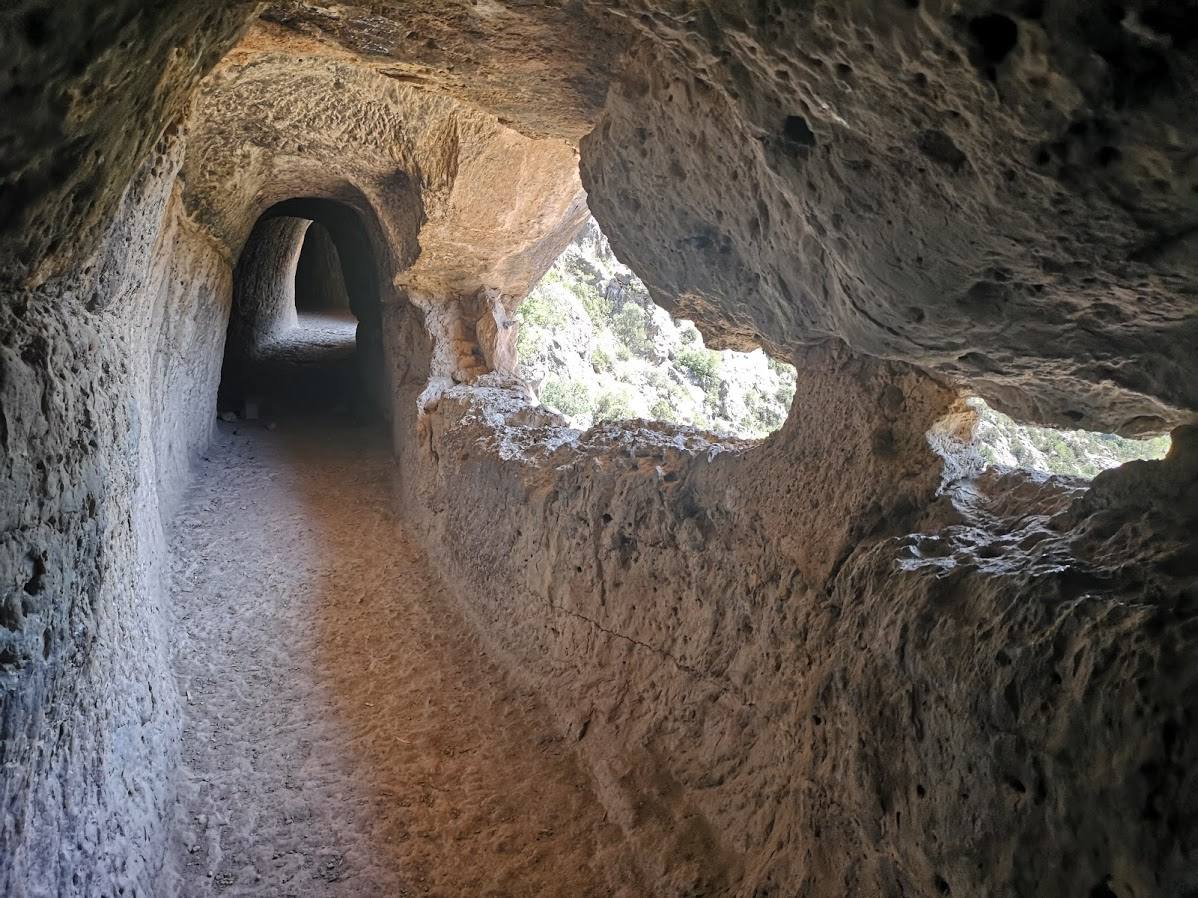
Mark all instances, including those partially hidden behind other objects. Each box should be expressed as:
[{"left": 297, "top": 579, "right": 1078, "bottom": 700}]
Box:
[
  {"left": 971, "top": 398, "right": 1169, "bottom": 478},
  {"left": 516, "top": 218, "right": 796, "bottom": 439}
]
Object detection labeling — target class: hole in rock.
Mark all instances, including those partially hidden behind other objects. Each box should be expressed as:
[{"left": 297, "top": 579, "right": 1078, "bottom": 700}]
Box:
[
  {"left": 516, "top": 216, "right": 797, "bottom": 438},
  {"left": 918, "top": 129, "right": 969, "bottom": 170},
  {"left": 217, "top": 199, "right": 384, "bottom": 422},
  {"left": 961, "top": 397, "right": 1170, "bottom": 478},
  {"left": 23, "top": 9, "right": 52, "bottom": 47},
  {"left": 782, "top": 115, "right": 817, "bottom": 149},
  {"left": 968, "top": 13, "right": 1018, "bottom": 78}
]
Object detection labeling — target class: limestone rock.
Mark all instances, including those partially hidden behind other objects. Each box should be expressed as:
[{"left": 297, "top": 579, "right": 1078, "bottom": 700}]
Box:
[
  {"left": 1, "top": 4, "right": 1196, "bottom": 897},
  {"left": 580, "top": 1, "right": 1198, "bottom": 434}
]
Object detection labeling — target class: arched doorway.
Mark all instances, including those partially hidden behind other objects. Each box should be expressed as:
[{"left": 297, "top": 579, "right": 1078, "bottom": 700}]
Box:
[
  {"left": 217, "top": 198, "right": 386, "bottom": 420},
  {"left": 294, "top": 222, "right": 352, "bottom": 316}
]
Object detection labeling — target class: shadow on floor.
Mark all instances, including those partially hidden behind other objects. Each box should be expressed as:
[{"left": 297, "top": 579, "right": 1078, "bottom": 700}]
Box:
[{"left": 218, "top": 312, "right": 366, "bottom": 422}]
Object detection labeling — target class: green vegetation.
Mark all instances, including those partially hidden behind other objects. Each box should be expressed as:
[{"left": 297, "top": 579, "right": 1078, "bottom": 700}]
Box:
[
  {"left": 513, "top": 217, "right": 797, "bottom": 438},
  {"left": 610, "top": 305, "right": 653, "bottom": 358},
  {"left": 650, "top": 398, "right": 680, "bottom": 422},
  {"left": 676, "top": 347, "right": 721, "bottom": 389},
  {"left": 538, "top": 377, "right": 593, "bottom": 419},
  {"left": 971, "top": 399, "right": 1169, "bottom": 478},
  {"left": 595, "top": 388, "right": 636, "bottom": 422},
  {"left": 590, "top": 346, "right": 613, "bottom": 373},
  {"left": 516, "top": 284, "right": 570, "bottom": 329}
]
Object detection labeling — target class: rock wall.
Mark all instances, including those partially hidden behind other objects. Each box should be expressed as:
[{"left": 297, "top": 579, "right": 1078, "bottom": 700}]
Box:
[
  {"left": 578, "top": 0, "right": 1198, "bottom": 436},
  {"left": 180, "top": 24, "right": 588, "bottom": 301},
  {"left": 223, "top": 2, "right": 1198, "bottom": 436},
  {"left": 2, "top": 5, "right": 1196, "bottom": 897},
  {"left": 389, "top": 347, "right": 1197, "bottom": 897},
  {"left": 0, "top": 0, "right": 254, "bottom": 284},
  {"left": 228, "top": 217, "right": 308, "bottom": 357},
  {"left": 6, "top": 2, "right": 1198, "bottom": 429},
  {"left": 1, "top": 28, "right": 600, "bottom": 896},
  {"left": 0, "top": 136, "right": 232, "bottom": 898}
]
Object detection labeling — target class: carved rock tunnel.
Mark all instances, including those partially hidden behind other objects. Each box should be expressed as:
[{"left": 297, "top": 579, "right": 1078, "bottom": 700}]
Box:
[
  {"left": 1, "top": 4, "right": 1196, "bottom": 898},
  {"left": 217, "top": 199, "right": 386, "bottom": 420}
]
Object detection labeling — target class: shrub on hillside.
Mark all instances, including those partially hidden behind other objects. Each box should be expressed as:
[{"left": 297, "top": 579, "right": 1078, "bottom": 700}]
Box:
[
  {"left": 611, "top": 304, "right": 653, "bottom": 358},
  {"left": 595, "top": 388, "right": 635, "bottom": 422},
  {"left": 518, "top": 283, "right": 570, "bottom": 328},
  {"left": 590, "top": 345, "right": 614, "bottom": 373},
  {"left": 539, "top": 377, "right": 593, "bottom": 419},
  {"left": 677, "top": 347, "right": 720, "bottom": 388}
]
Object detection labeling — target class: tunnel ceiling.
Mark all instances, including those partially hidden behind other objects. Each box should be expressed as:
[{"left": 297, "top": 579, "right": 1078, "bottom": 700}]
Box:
[
  {"left": 3, "top": 0, "right": 1197, "bottom": 434},
  {"left": 181, "top": 22, "right": 588, "bottom": 301}
]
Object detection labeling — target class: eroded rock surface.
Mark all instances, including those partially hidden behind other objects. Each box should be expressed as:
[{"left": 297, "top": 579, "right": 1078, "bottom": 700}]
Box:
[
  {"left": 182, "top": 22, "right": 588, "bottom": 300},
  {"left": 1, "top": 4, "right": 1196, "bottom": 897},
  {"left": 581, "top": 0, "right": 1198, "bottom": 434},
  {"left": 1, "top": 134, "right": 228, "bottom": 898},
  {"left": 394, "top": 361, "right": 1197, "bottom": 897},
  {"left": 6, "top": 2, "right": 1197, "bottom": 430}
]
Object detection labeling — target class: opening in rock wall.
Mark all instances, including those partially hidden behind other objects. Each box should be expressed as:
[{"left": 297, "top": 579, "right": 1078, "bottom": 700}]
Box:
[
  {"left": 217, "top": 199, "right": 383, "bottom": 421},
  {"left": 294, "top": 222, "right": 352, "bottom": 315},
  {"left": 969, "top": 397, "right": 1170, "bottom": 478},
  {"left": 516, "top": 217, "right": 797, "bottom": 438}
]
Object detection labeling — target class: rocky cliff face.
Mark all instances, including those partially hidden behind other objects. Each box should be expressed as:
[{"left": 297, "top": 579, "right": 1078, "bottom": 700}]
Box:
[
  {"left": 581, "top": 0, "right": 1198, "bottom": 435},
  {"left": 1, "top": 20, "right": 589, "bottom": 895},
  {"left": 1, "top": 134, "right": 229, "bottom": 898},
  {"left": 7, "top": 2, "right": 1197, "bottom": 432},
  {"left": 1, "top": 3, "right": 1196, "bottom": 897}
]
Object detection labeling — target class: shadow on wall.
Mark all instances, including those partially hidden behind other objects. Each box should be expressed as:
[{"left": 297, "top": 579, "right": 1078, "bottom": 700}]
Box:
[{"left": 217, "top": 199, "right": 387, "bottom": 422}]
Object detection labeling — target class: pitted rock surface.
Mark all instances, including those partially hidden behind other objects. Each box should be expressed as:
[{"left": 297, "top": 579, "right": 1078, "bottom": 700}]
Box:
[{"left": 1, "top": 4, "right": 1196, "bottom": 897}]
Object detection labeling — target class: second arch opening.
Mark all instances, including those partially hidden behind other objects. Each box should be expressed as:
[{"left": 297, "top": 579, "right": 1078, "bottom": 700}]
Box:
[{"left": 217, "top": 198, "right": 387, "bottom": 422}]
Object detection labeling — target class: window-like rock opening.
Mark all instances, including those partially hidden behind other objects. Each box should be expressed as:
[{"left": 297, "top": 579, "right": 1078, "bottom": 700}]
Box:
[
  {"left": 294, "top": 222, "right": 352, "bottom": 315},
  {"left": 516, "top": 217, "right": 797, "bottom": 438},
  {"left": 970, "top": 397, "right": 1170, "bottom": 477},
  {"left": 217, "top": 199, "right": 384, "bottom": 421}
]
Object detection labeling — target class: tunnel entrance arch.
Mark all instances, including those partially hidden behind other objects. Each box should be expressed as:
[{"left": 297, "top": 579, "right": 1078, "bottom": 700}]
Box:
[
  {"left": 294, "top": 222, "right": 351, "bottom": 315},
  {"left": 218, "top": 197, "right": 388, "bottom": 421}
]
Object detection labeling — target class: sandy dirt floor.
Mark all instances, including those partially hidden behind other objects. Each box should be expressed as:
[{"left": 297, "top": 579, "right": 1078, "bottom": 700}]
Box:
[
  {"left": 166, "top": 416, "right": 645, "bottom": 897},
  {"left": 261, "top": 311, "right": 359, "bottom": 361}
]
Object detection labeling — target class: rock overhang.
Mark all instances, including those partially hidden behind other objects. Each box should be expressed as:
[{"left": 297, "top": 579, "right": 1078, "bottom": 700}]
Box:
[{"left": 4, "top": 0, "right": 1196, "bottom": 435}]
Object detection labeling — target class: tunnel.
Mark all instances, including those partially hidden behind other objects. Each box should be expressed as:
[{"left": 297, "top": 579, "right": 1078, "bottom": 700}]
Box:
[
  {"left": 1, "top": 4, "right": 1196, "bottom": 898},
  {"left": 217, "top": 198, "right": 386, "bottom": 421},
  {"left": 294, "top": 223, "right": 351, "bottom": 317}
]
